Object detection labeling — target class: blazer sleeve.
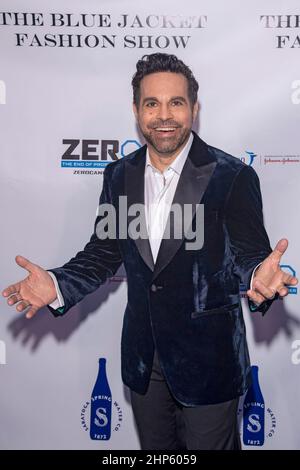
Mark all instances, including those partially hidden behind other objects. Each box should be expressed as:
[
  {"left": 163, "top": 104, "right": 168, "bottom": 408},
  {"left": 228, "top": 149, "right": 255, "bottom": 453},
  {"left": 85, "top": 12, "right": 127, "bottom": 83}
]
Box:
[
  {"left": 224, "top": 164, "right": 275, "bottom": 315},
  {"left": 47, "top": 165, "right": 123, "bottom": 317}
]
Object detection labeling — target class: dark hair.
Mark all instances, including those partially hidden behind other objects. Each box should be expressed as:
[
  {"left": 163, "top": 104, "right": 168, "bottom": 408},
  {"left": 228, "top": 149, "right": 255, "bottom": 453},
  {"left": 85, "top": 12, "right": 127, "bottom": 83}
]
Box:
[{"left": 132, "top": 53, "right": 199, "bottom": 106}]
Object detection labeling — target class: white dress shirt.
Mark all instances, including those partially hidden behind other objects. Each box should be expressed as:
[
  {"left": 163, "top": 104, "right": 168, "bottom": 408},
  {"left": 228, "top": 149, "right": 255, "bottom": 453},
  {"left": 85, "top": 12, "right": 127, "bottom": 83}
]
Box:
[
  {"left": 49, "top": 132, "right": 259, "bottom": 310},
  {"left": 144, "top": 133, "right": 193, "bottom": 263}
]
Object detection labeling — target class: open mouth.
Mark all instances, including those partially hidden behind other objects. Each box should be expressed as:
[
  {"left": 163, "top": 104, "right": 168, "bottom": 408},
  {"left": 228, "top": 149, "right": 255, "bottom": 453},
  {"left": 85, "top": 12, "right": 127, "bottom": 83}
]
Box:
[{"left": 154, "top": 127, "right": 178, "bottom": 134}]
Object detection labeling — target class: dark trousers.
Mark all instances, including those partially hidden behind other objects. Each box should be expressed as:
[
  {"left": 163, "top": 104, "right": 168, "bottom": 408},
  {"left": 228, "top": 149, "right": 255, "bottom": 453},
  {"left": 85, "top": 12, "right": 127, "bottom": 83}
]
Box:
[{"left": 130, "top": 350, "right": 241, "bottom": 450}]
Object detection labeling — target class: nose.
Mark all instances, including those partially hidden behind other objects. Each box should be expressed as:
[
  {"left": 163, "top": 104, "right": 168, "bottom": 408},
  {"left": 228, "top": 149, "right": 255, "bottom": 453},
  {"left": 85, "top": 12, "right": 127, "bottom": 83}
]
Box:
[{"left": 157, "top": 102, "right": 173, "bottom": 121}]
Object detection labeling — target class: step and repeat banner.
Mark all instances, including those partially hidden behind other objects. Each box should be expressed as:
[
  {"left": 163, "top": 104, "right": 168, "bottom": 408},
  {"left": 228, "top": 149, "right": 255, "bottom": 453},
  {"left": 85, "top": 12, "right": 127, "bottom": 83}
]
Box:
[{"left": 0, "top": 0, "right": 299, "bottom": 450}]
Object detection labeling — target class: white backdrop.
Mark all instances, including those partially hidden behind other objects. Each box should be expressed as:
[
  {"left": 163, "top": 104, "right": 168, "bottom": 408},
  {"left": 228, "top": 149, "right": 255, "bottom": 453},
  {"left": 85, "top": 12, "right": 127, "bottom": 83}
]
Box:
[{"left": 0, "top": 0, "right": 299, "bottom": 450}]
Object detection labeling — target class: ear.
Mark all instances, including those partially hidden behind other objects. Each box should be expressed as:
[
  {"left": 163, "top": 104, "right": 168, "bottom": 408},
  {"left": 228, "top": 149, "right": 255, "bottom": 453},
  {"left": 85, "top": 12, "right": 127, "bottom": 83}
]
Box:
[
  {"left": 133, "top": 102, "right": 138, "bottom": 120},
  {"left": 192, "top": 101, "right": 199, "bottom": 121}
]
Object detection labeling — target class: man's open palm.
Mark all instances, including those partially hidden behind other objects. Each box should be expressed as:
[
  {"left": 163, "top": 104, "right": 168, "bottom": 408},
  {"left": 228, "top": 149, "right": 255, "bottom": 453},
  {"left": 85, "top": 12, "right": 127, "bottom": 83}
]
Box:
[{"left": 2, "top": 255, "right": 56, "bottom": 319}]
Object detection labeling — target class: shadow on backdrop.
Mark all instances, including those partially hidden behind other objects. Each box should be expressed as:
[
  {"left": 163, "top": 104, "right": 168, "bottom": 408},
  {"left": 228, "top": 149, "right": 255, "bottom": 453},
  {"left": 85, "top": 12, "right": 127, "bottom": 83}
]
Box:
[
  {"left": 248, "top": 296, "right": 300, "bottom": 346},
  {"left": 7, "top": 265, "right": 125, "bottom": 351}
]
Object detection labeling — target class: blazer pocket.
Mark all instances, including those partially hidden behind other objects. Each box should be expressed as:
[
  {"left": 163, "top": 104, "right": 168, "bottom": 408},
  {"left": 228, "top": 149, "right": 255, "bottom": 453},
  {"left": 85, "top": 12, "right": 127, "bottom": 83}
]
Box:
[{"left": 191, "top": 302, "right": 240, "bottom": 319}]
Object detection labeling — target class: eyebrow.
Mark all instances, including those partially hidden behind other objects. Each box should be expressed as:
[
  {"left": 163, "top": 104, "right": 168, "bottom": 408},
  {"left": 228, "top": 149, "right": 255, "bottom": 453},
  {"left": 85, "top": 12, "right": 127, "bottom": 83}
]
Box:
[{"left": 142, "top": 96, "right": 188, "bottom": 105}]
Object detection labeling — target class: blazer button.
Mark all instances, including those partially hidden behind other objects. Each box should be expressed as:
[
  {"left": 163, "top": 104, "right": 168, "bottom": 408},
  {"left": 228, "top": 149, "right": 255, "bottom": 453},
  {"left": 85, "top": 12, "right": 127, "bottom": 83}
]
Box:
[{"left": 150, "top": 284, "right": 163, "bottom": 292}]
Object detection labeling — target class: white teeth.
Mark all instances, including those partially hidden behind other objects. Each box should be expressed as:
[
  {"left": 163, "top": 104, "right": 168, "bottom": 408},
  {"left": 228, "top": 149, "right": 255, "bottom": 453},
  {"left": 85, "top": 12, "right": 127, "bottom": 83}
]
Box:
[{"left": 155, "top": 128, "right": 175, "bottom": 131}]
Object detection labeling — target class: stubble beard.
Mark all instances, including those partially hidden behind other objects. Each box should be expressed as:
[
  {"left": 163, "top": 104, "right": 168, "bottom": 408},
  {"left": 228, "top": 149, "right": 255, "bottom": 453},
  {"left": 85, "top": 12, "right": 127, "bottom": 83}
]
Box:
[{"left": 140, "top": 125, "right": 191, "bottom": 158}]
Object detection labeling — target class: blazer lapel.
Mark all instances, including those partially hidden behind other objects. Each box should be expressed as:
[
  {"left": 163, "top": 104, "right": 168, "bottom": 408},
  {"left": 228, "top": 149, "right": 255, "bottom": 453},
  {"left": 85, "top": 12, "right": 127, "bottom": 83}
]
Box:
[
  {"left": 125, "top": 145, "right": 155, "bottom": 272},
  {"left": 152, "top": 133, "right": 217, "bottom": 280}
]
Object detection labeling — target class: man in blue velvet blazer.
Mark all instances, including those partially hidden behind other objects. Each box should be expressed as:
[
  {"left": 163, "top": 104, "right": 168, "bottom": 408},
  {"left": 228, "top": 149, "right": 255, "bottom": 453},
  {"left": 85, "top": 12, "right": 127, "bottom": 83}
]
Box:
[{"left": 3, "top": 53, "right": 297, "bottom": 449}]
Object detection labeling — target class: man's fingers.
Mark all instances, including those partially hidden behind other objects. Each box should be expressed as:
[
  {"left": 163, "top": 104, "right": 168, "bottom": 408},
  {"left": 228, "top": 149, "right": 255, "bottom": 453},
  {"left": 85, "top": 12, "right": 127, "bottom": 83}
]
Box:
[
  {"left": 15, "top": 255, "right": 36, "bottom": 273},
  {"left": 247, "top": 289, "right": 265, "bottom": 306},
  {"left": 282, "top": 272, "right": 298, "bottom": 286},
  {"left": 25, "top": 306, "right": 38, "bottom": 319},
  {"left": 7, "top": 293, "right": 23, "bottom": 306},
  {"left": 252, "top": 279, "right": 276, "bottom": 300},
  {"left": 16, "top": 301, "right": 31, "bottom": 312},
  {"left": 2, "top": 282, "right": 21, "bottom": 298},
  {"left": 278, "top": 287, "right": 289, "bottom": 297},
  {"left": 270, "top": 238, "right": 288, "bottom": 263},
  {"left": 249, "top": 271, "right": 297, "bottom": 305}
]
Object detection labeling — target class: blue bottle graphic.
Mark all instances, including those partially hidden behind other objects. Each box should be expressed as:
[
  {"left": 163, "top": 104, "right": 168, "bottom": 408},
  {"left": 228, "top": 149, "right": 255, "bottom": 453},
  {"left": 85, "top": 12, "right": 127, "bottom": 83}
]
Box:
[
  {"left": 89, "top": 358, "right": 112, "bottom": 440},
  {"left": 243, "top": 365, "right": 265, "bottom": 446}
]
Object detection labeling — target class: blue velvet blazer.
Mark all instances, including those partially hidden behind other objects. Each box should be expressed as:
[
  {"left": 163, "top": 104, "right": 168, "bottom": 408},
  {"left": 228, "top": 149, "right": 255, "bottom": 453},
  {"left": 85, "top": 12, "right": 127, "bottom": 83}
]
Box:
[{"left": 49, "top": 132, "right": 274, "bottom": 406}]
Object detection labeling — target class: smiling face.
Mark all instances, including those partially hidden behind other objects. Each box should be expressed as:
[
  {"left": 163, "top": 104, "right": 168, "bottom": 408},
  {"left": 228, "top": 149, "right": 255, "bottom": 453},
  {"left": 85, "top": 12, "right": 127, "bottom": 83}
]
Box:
[{"left": 133, "top": 72, "right": 198, "bottom": 160}]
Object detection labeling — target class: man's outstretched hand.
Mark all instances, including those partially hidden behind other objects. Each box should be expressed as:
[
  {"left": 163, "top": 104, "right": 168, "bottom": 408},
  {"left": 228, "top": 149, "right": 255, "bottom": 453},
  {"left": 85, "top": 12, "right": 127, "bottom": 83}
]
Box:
[
  {"left": 247, "top": 238, "right": 298, "bottom": 306},
  {"left": 2, "top": 255, "right": 57, "bottom": 319}
]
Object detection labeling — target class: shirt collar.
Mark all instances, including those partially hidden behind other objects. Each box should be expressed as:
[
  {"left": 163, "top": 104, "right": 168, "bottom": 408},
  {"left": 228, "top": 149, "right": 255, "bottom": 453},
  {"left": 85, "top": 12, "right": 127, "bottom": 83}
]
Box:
[{"left": 145, "top": 132, "right": 194, "bottom": 176}]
